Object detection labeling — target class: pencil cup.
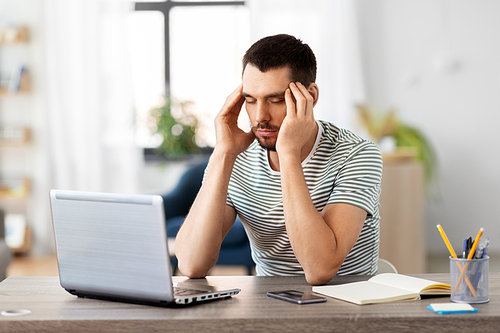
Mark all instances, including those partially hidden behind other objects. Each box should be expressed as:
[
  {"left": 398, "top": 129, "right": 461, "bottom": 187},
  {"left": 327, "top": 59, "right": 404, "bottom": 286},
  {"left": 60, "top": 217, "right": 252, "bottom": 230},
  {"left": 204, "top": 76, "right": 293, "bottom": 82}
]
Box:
[{"left": 450, "top": 256, "right": 489, "bottom": 303}]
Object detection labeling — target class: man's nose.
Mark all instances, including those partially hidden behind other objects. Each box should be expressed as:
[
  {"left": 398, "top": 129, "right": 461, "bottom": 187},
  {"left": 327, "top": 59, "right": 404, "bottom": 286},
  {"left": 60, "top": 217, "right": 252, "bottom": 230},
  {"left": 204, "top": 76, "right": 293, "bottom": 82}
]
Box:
[{"left": 255, "top": 102, "right": 271, "bottom": 123}]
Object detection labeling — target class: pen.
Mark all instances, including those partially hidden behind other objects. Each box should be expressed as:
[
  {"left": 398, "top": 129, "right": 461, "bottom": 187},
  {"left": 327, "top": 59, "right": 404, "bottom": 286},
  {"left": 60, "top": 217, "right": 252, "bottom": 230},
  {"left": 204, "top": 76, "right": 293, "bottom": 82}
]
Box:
[
  {"left": 466, "top": 237, "right": 472, "bottom": 258},
  {"left": 481, "top": 238, "right": 489, "bottom": 259},
  {"left": 463, "top": 238, "right": 467, "bottom": 259},
  {"left": 436, "top": 225, "right": 476, "bottom": 296},
  {"left": 473, "top": 238, "right": 490, "bottom": 289},
  {"left": 453, "top": 228, "right": 484, "bottom": 294},
  {"left": 475, "top": 243, "right": 485, "bottom": 260}
]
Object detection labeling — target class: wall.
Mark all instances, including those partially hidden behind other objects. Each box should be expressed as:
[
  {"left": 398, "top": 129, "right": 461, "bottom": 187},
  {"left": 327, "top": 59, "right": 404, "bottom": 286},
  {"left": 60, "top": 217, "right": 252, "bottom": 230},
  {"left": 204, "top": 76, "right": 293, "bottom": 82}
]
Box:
[
  {"left": 356, "top": 0, "right": 500, "bottom": 254},
  {"left": 248, "top": 0, "right": 365, "bottom": 131},
  {"left": 4, "top": 0, "right": 499, "bottom": 258}
]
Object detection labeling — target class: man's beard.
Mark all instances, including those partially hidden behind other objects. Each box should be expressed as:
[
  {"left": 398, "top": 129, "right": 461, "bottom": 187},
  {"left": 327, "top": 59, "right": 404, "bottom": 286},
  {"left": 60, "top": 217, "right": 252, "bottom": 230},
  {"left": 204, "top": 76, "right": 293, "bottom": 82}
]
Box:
[{"left": 251, "top": 123, "right": 280, "bottom": 152}]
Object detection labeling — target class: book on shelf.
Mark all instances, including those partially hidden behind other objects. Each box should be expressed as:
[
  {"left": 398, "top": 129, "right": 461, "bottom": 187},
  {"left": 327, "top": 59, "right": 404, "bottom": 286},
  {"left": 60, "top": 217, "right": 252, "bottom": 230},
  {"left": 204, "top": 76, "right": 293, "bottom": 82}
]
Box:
[
  {"left": 8, "top": 65, "right": 27, "bottom": 92},
  {"left": 5, "top": 213, "right": 27, "bottom": 249},
  {"left": 312, "top": 273, "right": 450, "bottom": 305}
]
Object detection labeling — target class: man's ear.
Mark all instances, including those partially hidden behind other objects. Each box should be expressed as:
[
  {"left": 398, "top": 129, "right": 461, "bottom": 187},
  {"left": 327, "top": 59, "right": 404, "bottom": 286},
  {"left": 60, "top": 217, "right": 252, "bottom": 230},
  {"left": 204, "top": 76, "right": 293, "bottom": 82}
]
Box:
[{"left": 307, "top": 83, "right": 319, "bottom": 107}]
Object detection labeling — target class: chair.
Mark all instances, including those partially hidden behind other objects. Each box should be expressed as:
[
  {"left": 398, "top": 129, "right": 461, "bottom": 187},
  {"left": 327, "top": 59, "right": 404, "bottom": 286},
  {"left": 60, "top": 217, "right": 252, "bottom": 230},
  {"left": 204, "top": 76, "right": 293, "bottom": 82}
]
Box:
[
  {"left": 0, "top": 210, "right": 12, "bottom": 281},
  {"left": 376, "top": 258, "right": 398, "bottom": 274},
  {"left": 161, "top": 156, "right": 254, "bottom": 275}
]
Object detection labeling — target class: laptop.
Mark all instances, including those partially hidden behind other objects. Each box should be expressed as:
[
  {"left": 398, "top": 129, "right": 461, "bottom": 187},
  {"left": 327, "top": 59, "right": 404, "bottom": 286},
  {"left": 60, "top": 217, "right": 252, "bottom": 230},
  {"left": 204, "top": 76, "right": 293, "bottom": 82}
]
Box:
[{"left": 49, "top": 189, "right": 240, "bottom": 306}]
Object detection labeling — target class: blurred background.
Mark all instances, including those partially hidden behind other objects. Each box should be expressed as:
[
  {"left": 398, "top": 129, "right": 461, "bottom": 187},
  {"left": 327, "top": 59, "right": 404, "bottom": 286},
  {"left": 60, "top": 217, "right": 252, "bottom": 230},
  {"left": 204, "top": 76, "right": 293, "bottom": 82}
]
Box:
[{"left": 0, "top": 0, "right": 498, "bottom": 277}]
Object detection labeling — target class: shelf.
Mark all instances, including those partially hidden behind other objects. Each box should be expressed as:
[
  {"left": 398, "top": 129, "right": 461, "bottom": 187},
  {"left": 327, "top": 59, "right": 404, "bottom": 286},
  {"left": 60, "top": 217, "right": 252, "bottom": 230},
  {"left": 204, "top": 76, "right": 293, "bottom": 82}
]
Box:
[
  {"left": 0, "top": 68, "right": 29, "bottom": 96},
  {"left": 0, "top": 178, "right": 30, "bottom": 199},
  {"left": 0, "top": 23, "right": 32, "bottom": 254},
  {"left": 379, "top": 161, "right": 425, "bottom": 274},
  {"left": 0, "top": 26, "right": 29, "bottom": 94},
  {"left": 0, "top": 88, "right": 28, "bottom": 98},
  {"left": 0, "top": 127, "right": 30, "bottom": 147},
  {"left": 381, "top": 148, "right": 417, "bottom": 163},
  {"left": 0, "top": 26, "right": 28, "bottom": 45},
  {"left": 0, "top": 40, "right": 28, "bottom": 46}
]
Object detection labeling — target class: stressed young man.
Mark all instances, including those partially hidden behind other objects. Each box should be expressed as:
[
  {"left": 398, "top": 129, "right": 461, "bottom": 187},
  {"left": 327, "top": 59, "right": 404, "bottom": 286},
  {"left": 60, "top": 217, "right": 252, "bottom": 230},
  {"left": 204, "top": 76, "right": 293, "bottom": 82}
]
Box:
[{"left": 175, "top": 34, "right": 382, "bottom": 285}]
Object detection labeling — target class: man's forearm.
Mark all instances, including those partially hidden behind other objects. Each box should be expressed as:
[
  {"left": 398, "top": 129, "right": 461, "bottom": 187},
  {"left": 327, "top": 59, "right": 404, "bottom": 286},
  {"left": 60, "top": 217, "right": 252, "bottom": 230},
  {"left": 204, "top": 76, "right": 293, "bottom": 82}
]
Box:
[
  {"left": 175, "top": 149, "right": 238, "bottom": 277},
  {"left": 279, "top": 156, "right": 341, "bottom": 285}
]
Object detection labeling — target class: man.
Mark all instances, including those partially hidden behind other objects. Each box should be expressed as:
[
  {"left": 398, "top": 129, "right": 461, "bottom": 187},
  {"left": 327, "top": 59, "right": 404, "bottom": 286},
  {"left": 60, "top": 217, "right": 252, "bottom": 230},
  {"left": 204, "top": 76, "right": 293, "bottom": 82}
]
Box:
[{"left": 175, "top": 34, "right": 382, "bottom": 285}]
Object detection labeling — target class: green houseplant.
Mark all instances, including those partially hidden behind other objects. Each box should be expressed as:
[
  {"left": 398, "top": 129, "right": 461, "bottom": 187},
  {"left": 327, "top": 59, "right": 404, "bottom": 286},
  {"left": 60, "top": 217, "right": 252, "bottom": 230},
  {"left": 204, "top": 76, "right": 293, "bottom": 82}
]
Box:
[
  {"left": 357, "top": 104, "right": 437, "bottom": 184},
  {"left": 150, "top": 97, "right": 200, "bottom": 158}
]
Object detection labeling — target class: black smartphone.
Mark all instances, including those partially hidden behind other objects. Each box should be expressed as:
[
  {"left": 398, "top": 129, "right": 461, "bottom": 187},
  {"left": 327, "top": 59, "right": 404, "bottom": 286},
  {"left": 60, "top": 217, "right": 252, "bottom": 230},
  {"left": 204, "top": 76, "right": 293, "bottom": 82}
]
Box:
[{"left": 267, "top": 290, "right": 327, "bottom": 304}]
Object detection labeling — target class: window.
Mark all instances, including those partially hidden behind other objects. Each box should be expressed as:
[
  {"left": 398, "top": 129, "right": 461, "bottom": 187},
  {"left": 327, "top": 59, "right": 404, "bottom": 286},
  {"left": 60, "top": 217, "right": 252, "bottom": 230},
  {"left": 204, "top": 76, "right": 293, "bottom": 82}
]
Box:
[
  {"left": 128, "top": 10, "right": 165, "bottom": 148},
  {"left": 128, "top": 2, "right": 250, "bottom": 150}
]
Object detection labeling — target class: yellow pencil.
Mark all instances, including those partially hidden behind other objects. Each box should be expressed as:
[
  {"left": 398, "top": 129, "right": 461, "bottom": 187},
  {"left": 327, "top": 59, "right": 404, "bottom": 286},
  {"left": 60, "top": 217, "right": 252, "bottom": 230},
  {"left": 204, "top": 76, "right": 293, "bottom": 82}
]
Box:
[
  {"left": 436, "top": 225, "right": 476, "bottom": 296},
  {"left": 436, "top": 225, "right": 457, "bottom": 258},
  {"left": 467, "top": 228, "right": 484, "bottom": 260},
  {"left": 453, "top": 227, "right": 484, "bottom": 294}
]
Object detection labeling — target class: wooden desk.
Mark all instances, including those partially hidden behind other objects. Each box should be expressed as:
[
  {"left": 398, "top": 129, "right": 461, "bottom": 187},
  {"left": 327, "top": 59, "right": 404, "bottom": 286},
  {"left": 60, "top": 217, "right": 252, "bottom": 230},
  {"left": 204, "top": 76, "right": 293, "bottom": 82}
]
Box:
[{"left": 0, "top": 273, "right": 498, "bottom": 332}]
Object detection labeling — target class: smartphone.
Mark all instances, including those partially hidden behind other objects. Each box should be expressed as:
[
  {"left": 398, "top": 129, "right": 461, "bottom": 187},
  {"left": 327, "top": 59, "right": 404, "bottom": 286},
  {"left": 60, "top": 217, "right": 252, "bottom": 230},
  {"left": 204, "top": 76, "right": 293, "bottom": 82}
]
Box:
[{"left": 267, "top": 290, "right": 327, "bottom": 304}]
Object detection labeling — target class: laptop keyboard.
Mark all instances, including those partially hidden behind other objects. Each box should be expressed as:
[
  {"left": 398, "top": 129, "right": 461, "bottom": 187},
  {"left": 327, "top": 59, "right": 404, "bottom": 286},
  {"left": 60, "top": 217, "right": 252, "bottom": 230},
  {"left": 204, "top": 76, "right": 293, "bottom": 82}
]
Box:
[{"left": 173, "top": 286, "right": 209, "bottom": 296}]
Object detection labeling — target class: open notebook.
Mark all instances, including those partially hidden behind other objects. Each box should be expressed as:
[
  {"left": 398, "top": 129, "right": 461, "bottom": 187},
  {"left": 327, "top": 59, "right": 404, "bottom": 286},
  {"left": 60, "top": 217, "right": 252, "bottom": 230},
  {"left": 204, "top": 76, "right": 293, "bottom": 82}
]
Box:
[
  {"left": 313, "top": 273, "right": 450, "bottom": 305},
  {"left": 50, "top": 189, "right": 240, "bottom": 306}
]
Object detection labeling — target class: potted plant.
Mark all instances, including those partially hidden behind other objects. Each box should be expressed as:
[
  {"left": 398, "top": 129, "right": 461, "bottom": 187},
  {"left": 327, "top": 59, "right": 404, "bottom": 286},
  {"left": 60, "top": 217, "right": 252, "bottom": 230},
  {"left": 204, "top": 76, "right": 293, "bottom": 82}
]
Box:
[
  {"left": 150, "top": 97, "right": 200, "bottom": 159},
  {"left": 357, "top": 104, "right": 437, "bottom": 184}
]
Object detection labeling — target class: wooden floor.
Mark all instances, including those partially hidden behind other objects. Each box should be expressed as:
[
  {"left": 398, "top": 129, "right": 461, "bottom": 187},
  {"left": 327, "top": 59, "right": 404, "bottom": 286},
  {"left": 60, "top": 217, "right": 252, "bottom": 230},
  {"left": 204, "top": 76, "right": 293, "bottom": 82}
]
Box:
[
  {"left": 6, "top": 254, "right": 250, "bottom": 278},
  {"left": 7, "top": 255, "right": 59, "bottom": 277},
  {"left": 7, "top": 254, "right": 499, "bottom": 278}
]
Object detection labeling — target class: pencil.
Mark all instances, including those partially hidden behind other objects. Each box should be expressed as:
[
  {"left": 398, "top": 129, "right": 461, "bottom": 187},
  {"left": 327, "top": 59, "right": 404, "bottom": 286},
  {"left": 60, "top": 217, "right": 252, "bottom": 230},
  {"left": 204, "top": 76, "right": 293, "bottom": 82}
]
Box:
[
  {"left": 436, "top": 225, "right": 476, "bottom": 296},
  {"left": 453, "top": 228, "right": 484, "bottom": 294},
  {"left": 467, "top": 228, "right": 484, "bottom": 260},
  {"left": 436, "top": 225, "right": 457, "bottom": 258}
]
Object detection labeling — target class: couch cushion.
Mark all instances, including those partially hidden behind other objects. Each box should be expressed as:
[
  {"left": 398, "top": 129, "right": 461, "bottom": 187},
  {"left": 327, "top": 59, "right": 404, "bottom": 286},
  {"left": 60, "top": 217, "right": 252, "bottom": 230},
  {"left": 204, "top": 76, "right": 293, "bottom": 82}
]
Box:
[{"left": 166, "top": 216, "right": 248, "bottom": 248}]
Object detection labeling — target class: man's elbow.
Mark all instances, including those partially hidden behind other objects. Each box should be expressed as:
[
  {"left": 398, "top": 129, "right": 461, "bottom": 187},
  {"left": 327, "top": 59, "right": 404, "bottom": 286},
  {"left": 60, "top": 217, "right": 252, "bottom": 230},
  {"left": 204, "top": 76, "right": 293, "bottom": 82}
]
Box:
[
  {"left": 176, "top": 250, "right": 219, "bottom": 279},
  {"left": 177, "top": 261, "right": 209, "bottom": 279},
  {"left": 304, "top": 265, "right": 340, "bottom": 286}
]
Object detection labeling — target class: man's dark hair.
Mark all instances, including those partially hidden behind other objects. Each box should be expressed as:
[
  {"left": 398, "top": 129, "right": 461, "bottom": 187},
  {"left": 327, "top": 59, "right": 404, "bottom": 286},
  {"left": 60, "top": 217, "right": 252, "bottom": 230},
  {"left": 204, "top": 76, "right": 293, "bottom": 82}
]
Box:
[{"left": 242, "top": 34, "right": 317, "bottom": 86}]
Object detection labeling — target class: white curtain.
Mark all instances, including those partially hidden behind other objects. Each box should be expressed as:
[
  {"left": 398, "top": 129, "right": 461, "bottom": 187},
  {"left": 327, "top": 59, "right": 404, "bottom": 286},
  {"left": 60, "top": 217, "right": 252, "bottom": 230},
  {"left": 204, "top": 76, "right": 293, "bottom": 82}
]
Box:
[
  {"left": 43, "top": 0, "right": 138, "bottom": 192},
  {"left": 248, "top": 0, "right": 365, "bottom": 131},
  {"left": 33, "top": 0, "right": 139, "bottom": 254}
]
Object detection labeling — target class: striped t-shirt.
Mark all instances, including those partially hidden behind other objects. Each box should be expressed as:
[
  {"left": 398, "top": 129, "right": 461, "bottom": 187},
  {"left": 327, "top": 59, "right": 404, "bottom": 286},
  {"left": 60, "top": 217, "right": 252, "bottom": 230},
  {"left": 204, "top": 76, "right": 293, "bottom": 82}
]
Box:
[{"left": 226, "top": 120, "right": 383, "bottom": 276}]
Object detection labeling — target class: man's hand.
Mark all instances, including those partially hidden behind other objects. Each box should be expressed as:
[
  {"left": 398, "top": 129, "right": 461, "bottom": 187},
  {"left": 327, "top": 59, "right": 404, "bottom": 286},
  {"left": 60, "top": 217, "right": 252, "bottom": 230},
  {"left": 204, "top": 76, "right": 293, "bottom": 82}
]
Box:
[
  {"left": 176, "top": 85, "right": 251, "bottom": 278},
  {"left": 214, "top": 84, "right": 255, "bottom": 157},
  {"left": 276, "top": 82, "right": 317, "bottom": 160}
]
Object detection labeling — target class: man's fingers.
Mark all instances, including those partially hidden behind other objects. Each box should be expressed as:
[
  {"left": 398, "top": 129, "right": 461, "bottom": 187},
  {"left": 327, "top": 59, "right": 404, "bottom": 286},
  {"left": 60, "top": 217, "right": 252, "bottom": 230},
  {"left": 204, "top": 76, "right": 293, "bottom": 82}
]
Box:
[
  {"left": 216, "top": 85, "right": 245, "bottom": 128},
  {"left": 290, "top": 82, "right": 313, "bottom": 117},
  {"left": 284, "top": 88, "right": 295, "bottom": 117},
  {"left": 221, "top": 84, "right": 243, "bottom": 114},
  {"left": 232, "top": 94, "right": 245, "bottom": 114}
]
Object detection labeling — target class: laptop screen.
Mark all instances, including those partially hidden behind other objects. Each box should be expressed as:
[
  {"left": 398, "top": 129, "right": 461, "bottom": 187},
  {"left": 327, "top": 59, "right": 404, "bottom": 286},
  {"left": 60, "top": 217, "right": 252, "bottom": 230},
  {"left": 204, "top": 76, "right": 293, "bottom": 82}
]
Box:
[{"left": 50, "top": 190, "right": 174, "bottom": 302}]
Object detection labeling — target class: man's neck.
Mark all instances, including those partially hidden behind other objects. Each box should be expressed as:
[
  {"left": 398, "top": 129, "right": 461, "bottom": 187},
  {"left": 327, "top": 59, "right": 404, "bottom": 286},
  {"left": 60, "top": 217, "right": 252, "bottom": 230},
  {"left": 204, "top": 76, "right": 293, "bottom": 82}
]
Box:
[{"left": 268, "top": 122, "right": 319, "bottom": 172}]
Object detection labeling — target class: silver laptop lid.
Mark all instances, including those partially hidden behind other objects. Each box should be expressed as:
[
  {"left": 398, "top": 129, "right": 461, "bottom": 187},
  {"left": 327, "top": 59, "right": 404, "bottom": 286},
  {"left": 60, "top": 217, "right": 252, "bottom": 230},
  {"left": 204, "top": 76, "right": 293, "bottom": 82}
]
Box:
[{"left": 50, "top": 189, "right": 174, "bottom": 303}]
